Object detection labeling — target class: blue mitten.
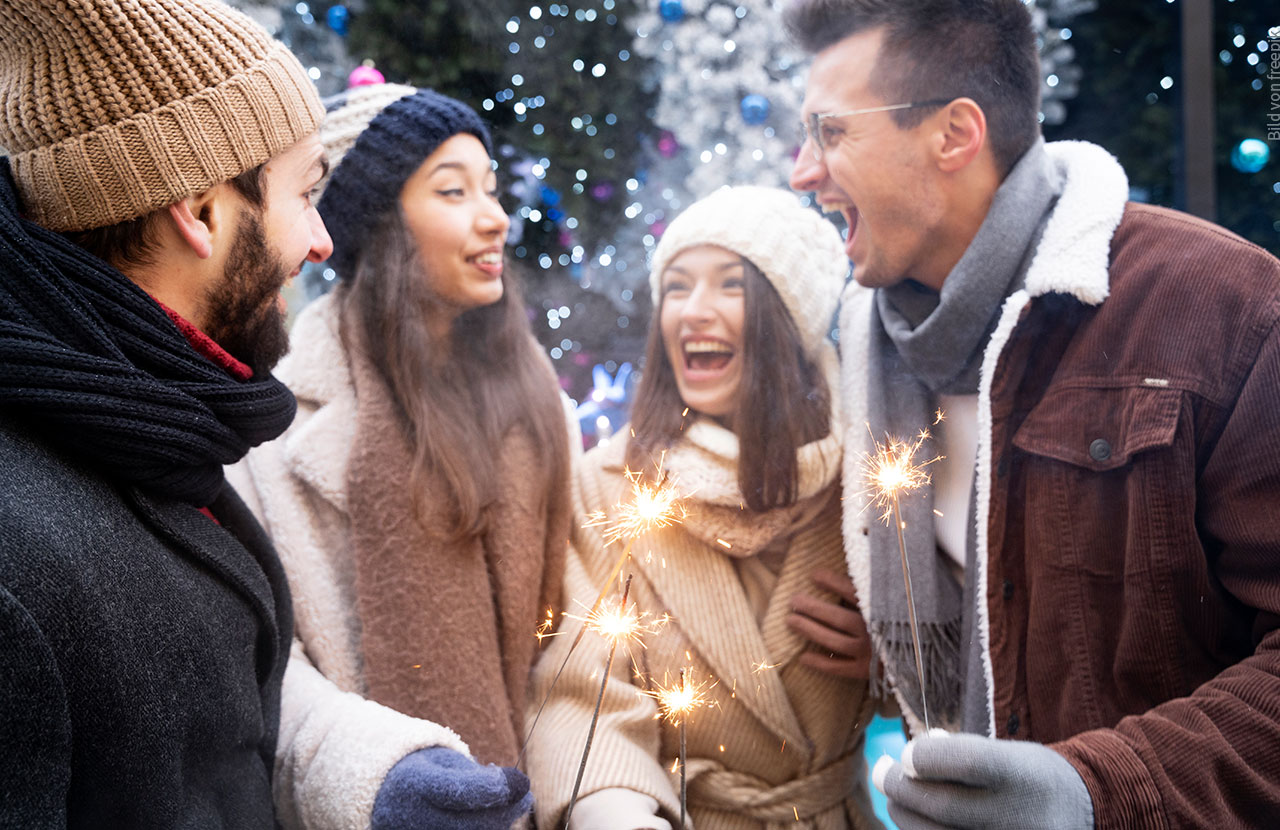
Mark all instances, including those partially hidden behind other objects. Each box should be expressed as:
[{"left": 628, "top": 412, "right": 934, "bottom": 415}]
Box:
[
  {"left": 372, "top": 747, "right": 533, "bottom": 830},
  {"left": 873, "top": 732, "right": 1094, "bottom": 830}
]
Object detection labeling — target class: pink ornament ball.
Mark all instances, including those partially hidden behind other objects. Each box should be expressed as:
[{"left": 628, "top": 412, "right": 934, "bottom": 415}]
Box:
[
  {"left": 657, "top": 130, "right": 679, "bottom": 159},
  {"left": 347, "top": 65, "right": 385, "bottom": 88}
]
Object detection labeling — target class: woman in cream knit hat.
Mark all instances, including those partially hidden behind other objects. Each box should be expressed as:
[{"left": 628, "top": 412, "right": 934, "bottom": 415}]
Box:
[{"left": 524, "top": 186, "right": 883, "bottom": 830}]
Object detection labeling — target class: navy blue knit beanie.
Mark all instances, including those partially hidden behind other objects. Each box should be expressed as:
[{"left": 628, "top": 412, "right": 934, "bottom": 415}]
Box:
[{"left": 316, "top": 84, "right": 494, "bottom": 280}]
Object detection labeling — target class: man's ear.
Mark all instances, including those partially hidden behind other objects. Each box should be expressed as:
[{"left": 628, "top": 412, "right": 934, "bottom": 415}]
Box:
[
  {"left": 933, "top": 98, "right": 988, "bottom": 174},
  {"left": 166, "top": 183, "right": 236, "bottom": 260}
]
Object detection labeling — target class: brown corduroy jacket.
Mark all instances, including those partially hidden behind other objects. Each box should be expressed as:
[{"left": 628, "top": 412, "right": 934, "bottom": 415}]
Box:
[{"left": 1000, "top": 204, "right": 1280, "bottom": 828}]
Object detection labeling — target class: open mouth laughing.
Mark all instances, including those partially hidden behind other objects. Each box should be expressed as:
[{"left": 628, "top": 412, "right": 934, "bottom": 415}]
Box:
[{"left": 682, "top": 337, "right": 736, "bottom": 375}]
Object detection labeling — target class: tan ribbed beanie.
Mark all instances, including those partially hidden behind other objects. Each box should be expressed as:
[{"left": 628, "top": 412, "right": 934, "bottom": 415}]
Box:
[{"left": 0, "top": 0, "right": 325, "bottom": 232}]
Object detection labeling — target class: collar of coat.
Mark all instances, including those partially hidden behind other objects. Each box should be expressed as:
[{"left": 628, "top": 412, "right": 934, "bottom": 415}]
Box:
[
  {"left": 1001, "top": 139, "right": 1129, "bottom": 306},
  {"left": 272, "top": 293, "right": 359, "bottom": 513}
]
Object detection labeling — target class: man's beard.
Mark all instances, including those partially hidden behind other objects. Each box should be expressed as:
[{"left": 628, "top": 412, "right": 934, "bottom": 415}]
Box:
[{"left": 202, "top": 210, "right": 292, "bottom": 375}]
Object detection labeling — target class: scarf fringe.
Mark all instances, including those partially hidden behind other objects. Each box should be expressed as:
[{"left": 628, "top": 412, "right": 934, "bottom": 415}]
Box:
[{"left": 868, "top": 618, "right": 963, "bottom": 727}]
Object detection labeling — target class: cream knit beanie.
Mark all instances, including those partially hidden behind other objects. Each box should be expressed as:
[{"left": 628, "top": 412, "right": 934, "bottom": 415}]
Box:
[
  {"left": 0, "top": 0, "right": 324, "bottom": 232},
  {"left": 649, "top": 185, "right": 849, "bottom": 357}
]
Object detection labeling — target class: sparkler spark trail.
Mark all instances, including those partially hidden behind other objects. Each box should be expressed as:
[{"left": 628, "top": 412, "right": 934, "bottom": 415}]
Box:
[
  {"left": 564, "top": 576, "right": 636, "bottom": 829},
  {"left": 535, "top": 607, "right": 556, "bottom": 644},
  {"left": 856, "top": 423, "right": 943, "bottom": 732},
  {"left": 570, "top": 596, "right": 668, "bottom": 649},
  {"left": 645, "top": 667, "right": 717, "bottom": 725},
  {"left": 519, "top": 467, "right": 686, "bottom": 769},
  {"left": 644, "top": 668, "right": 716, "bottom": 828},
  {"left": 856, "top": 425, "right": 940, "bottom": 526},
  {"left": 584, "top": 466, "right": 688, "bottom": 547}
]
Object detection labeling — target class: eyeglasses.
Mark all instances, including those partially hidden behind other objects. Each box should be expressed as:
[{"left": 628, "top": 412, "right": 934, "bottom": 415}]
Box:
[{"left": 799, "top": 99, "right": 953, "bottom": 160}]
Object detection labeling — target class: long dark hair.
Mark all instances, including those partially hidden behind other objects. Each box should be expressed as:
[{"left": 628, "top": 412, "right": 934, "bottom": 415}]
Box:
[
  {"left": 627, "top": 257, "right": 830, "bottom": 512},
  {"left": 337, "top": 205, "right": 568, "bottom": 538}
]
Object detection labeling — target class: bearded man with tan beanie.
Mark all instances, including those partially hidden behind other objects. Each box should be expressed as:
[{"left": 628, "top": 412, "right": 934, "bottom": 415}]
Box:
[
  {"left": 0, "top": 2, "right": 539, "bottom": 827},
  {"left": 0, "top": 0, "right": 325, "bottom": 826}
]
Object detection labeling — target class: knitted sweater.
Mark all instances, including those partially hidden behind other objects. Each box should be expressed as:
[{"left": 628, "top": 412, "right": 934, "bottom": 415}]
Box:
[{"left": 525, "top": 435, "right": 882, "bottom": 830}]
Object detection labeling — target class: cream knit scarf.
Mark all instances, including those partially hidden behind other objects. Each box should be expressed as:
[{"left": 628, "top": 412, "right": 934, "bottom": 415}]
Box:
[{"left": 660, "top": 344, "right": 843, "bottom": 553}]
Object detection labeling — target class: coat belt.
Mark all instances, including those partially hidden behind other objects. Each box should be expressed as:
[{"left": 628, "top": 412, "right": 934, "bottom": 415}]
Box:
[{"left": 685, "top": 752, "right": 861, "bottom": 828}]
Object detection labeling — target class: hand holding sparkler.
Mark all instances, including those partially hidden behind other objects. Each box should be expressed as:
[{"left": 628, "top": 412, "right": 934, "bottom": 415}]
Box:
[{"left": 856, "top": 424, "right": 942, "bottom": 731}]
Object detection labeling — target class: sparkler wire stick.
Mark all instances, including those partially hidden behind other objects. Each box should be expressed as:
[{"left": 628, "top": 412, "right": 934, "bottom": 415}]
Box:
[
  {"left": 678, "top": 668, "right": 688, "bottom": 829},
  {"left": 858, "top": 424, "right": 941, "bottom": 734},
  {"left": 517, "top": 536, "right": 636, "bottom": 771},
  {"left": 563, "top": 576, "right": 634, "bottom": 830},
  {"left": 890, "top": 492, "right": 931, "bottom": 732}
]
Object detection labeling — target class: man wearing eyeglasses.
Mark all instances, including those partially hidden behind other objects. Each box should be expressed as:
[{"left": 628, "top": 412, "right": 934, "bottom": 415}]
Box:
[{"left": 785, "top": 1, "right": 1280, "bottom": 828}]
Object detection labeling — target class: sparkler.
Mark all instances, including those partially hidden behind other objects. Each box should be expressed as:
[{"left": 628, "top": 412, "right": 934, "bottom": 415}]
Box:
[
  {"left": 645, "top": 667, "right": 716, "bottom": 828},
  {"left": 520, "top": 465, "right": 686, "bottom": 769},
  {"left": 856, "top": 424, "right": 942, "bottom": 731},
  {"left": 563, "top": 575, "right": 638, "bottom": 829}
]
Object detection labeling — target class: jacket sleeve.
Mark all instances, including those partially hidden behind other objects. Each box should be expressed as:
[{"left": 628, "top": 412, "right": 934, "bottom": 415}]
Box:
[
  {"left": 224, "top": 457, "right": 472, "bottom": 830},
  {"left": 272, "top": 639, "right": 472, "bottom": 830},
  {"left": 1053, "top": 316, "right": 1280, "bottom": 829},
  {"left": 0, "top": 585, "right": 70, "bottom": 828}
]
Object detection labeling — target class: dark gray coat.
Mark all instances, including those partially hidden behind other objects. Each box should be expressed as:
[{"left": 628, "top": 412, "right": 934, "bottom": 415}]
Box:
[{"left": 0, "top": 414, "right": 292, "bottom": 828}]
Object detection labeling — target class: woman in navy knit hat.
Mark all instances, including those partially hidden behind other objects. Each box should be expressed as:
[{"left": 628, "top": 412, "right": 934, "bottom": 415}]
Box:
[{"left": 227, "top": 84, "right": 572, "bottom": 830}]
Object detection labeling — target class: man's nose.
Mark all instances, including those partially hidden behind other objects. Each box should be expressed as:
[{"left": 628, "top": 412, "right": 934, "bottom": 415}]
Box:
[
  {"left": 306, "top": 207, "right": 334, "bottom": 263},
  {"left": 789, "top": 140, "right": 826, "bottom": 194}
]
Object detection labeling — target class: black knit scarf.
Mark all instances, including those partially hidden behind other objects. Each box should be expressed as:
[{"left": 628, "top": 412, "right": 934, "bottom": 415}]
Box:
[{"left": 0, "top": 161, "right": 296, "bottom": 506}]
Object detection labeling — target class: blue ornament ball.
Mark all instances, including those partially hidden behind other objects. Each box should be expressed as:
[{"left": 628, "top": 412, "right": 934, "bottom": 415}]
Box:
[
  {"left": 740, "top": 94, "right": 771, "bottom": 125},
  {"left": 659, "top": 0, "right": 685, "bottom": 23},
  {"left": 1231, "top": 138, "right": 1270, "bottom": 174},
  {"left": 326, "top": 5, "right": 350, "bottom": 36}
]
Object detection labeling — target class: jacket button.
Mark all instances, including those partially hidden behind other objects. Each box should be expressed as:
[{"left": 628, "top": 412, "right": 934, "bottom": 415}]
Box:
[
  {"left": 996, "top": 456, "right": 1010, "bottom": 477},
  {"left": 1089, "top": 438, "right": 1112, "bottom": 462},
  {"left": 1003, "top": 580, "right": 1015, "bottom": 600},
  {"left": 1007, "top": 712, "right": 1020, "bottom": 736}
]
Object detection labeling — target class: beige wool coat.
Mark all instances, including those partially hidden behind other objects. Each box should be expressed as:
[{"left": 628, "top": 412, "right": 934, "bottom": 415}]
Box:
[
  {"left": 227, "top": 293, "right": 569, "bottom": 829},
  {"left": 525, "top": 435, "right": 882, "bottom": 830}
]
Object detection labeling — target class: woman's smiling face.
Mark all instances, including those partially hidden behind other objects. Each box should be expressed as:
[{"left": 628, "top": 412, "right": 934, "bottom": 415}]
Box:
[
  {"left": 398, "top": 133, "right": 509, "bottom": 322},
  {"left": 658, "top": 244, "right": 746, "bottom": 421}
]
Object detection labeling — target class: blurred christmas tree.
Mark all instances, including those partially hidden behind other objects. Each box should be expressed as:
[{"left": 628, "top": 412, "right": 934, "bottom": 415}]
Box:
[{"left": 234, "top": 0, "right": 1274, "bottom": 423}]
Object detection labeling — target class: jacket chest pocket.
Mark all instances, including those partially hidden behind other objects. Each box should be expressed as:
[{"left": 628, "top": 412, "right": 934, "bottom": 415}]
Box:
[
  {"left": 1008, "top": 383, "right": 1191, "bottom": 577},
  {"left": 1012, "top": 384, "right": 1182, "bottom": 473},
  {"left": 1008, "top": 384, "right": 1195, "bottom": 716}
]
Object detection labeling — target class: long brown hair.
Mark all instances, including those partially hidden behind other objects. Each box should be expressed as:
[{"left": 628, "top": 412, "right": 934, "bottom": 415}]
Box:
[
  {"left": 627, "top": 257, "right": 830, "bottom": 512},
  {"left": 337, "top": 205, "right": 568, "bottom": 538}
]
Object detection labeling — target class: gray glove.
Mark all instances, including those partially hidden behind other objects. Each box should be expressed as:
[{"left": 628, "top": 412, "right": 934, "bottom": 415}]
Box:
[{"left": 873, "top": 732, "right": 1094, "bottom": 830}]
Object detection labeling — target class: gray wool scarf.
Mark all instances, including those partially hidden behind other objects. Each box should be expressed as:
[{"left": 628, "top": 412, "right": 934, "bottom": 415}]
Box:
[{"left": 863, "top": 139, "right": 1061, "bottom": 728}]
